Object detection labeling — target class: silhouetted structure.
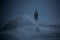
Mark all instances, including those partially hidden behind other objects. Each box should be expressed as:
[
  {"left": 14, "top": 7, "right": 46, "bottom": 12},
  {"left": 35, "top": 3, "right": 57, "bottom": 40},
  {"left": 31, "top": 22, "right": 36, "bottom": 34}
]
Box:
[{"left": 34, "top": 10, "right": 38, "bottom": 21}]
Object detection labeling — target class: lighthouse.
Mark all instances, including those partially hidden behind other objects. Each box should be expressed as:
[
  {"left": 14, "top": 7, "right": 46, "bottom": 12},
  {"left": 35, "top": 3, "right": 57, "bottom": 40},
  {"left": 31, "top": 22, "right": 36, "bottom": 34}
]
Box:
[
  {"left": 34, "top": 10, "right": 38, "bottom": 21},
  {"left": 34, "top": 10, "right": 40, "bottom": 32}
]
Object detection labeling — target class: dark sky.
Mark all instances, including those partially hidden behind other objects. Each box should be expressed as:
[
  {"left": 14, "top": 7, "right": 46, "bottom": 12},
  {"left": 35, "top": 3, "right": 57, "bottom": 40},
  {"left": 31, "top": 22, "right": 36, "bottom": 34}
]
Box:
[{"left": 1, "top": 0, "right": 60, "bottom": 25}]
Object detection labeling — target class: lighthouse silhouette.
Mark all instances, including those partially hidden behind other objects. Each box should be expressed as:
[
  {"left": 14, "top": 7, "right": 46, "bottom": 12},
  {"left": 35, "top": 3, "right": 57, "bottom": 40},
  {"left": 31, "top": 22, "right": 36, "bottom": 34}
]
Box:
[
  {"left": 34, "top": 10, "right": 38, "bottom": 22},
  {"left": 34, "top": 10, "right": 40, "bottom": 32}
]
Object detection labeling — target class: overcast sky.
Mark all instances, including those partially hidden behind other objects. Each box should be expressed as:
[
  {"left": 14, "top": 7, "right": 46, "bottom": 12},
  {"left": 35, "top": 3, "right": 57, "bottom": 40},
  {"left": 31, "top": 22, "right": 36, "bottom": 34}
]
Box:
[{"left": 1, "top": 0, "right": 60, "bottom": 25}]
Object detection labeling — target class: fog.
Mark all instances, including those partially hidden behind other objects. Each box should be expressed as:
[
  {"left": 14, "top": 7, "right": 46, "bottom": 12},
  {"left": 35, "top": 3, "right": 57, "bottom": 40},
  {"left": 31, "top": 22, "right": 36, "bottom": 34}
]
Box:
[{"left": 0, "top": 0, "right": 60, "bottom": 40}]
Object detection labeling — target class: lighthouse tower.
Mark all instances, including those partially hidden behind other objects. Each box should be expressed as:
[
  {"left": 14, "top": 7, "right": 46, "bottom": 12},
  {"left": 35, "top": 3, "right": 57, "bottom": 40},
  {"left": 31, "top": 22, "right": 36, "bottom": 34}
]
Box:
[
  {"left": 34, "top": 10, "right": 38, "bottom": 22},
  {"left": 34, "top": 10, "right": 40, "bottom": 32}
]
